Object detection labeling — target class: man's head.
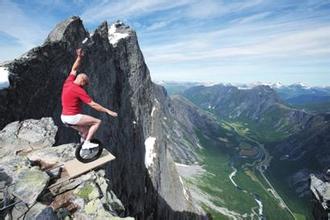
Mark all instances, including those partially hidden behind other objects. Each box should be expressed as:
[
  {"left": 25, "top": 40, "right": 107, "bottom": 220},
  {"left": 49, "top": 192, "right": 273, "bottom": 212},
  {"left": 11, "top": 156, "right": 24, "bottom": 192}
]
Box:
[{"left": 74, "top": 73, "right": 89, "bottom": 87}]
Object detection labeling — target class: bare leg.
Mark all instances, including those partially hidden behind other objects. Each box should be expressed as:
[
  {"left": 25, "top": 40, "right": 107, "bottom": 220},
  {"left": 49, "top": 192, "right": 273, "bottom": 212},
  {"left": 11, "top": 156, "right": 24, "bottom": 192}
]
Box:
[
  {"left": 74, "top": 115, "right": 101, "bottom": 141},
  {"left": 70, "top": 125, "right": 88, "bottom": 139},
  {"left": 79, "top": 126, "right": 89, "bottom": 139}
]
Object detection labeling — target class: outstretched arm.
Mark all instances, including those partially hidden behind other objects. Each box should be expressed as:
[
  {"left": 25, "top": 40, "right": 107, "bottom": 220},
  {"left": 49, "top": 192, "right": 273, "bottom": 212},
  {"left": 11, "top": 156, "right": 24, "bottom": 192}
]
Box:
[
  {"left": 70, "top": 48, "right": 84, "bottom": 76},
  {"left": 88, "top": 101, "right": 118, "bottom": 117}
]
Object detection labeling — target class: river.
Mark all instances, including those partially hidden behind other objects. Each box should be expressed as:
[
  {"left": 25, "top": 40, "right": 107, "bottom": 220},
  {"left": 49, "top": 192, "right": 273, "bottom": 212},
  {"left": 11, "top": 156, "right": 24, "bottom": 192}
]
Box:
[{"left": 229, "top": 165, "right": 264, "bottom": 219}]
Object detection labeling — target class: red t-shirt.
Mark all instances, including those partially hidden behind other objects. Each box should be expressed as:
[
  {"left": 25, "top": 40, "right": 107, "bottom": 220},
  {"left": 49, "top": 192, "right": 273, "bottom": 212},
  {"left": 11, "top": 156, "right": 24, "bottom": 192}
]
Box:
[{"left": 61, "top": 75, "right": 92, "bottom": 115}]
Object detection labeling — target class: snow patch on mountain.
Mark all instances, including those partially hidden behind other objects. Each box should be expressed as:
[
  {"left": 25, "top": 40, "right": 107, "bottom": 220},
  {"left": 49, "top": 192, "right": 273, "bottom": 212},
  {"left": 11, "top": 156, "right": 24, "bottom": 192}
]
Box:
[
  {"left": 145, "top": 137, "right": 157, "bottom": 169},
  {"left": 108, "top": 23, "right": 129, "bottom": 45},
  {"left": 0, "top": 66, "right": 10, "bottom": 89}
]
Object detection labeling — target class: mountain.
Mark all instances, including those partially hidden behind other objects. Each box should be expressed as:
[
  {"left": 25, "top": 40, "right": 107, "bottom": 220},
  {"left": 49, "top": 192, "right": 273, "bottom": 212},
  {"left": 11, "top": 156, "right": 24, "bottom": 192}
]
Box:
[
  {"left": 0, "top": 17, "right": 206, "bottom": 219},
  {"left": 267, "top": 113, "right": 330, "bottom": 197},
  {"left": 161, "top": 81, "right": 330, "bottom": 114},
  {"left": 273, "top": 84, "right": 330, "bottom": 100},
  {"left": 286, "top": 94, "right": 330, "bottom": 105},
  {"left": 181, "top": 83, "right": 329, "bottom": 172},
  {"left": 273, "top": 84, "right": 330, "bottom": 113},
  {"left": 156, "top": 81, "right": 203, "bottom": 96},
  {"left": 182, "top": 84, "right": 312, "bottom": 141}
]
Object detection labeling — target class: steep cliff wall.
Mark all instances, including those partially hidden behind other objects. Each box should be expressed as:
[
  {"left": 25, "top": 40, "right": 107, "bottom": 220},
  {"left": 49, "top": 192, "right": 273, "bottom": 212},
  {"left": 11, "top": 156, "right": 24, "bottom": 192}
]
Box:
[{"left": 0, "top": 17, "right": 205, "bottom": 220}]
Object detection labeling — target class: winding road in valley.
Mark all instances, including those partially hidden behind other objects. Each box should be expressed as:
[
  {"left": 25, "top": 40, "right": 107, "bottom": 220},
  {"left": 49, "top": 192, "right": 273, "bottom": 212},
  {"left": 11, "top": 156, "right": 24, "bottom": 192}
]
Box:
[
  {"left": 255, "top": 144, "right": 296, "bottom": 219},
  {"left": 227, "top": 122, "right": 296, "bottom": 219}
]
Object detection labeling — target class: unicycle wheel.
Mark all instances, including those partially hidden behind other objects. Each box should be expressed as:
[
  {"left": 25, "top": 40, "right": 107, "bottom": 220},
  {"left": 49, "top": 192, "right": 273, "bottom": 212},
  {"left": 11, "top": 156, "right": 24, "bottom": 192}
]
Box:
[{"left": 75, "top": 139, "right": 103, "bottom": 163}]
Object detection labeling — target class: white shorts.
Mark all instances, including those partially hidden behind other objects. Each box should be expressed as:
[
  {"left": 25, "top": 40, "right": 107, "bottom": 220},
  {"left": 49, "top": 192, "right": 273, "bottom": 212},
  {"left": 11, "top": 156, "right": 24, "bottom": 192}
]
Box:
[{"left": 61, "top": 114, "right": 83, "bottom": 125}]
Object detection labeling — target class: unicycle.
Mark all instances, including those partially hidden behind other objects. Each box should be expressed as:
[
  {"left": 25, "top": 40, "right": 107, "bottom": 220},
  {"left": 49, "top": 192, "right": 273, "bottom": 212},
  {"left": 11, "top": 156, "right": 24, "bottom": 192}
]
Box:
[
  {"left": 75, "top": 138, "right": 104, "bottom": 163},
  {"left": 64, "top": 123, "right": 104, "bottom": 163}
]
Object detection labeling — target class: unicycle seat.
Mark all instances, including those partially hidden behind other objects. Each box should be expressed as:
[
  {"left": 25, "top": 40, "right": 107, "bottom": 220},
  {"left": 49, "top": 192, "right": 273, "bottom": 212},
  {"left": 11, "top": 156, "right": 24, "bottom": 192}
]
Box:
[{"left": 64, "top": 123, "right": 76, "bottom": 128}]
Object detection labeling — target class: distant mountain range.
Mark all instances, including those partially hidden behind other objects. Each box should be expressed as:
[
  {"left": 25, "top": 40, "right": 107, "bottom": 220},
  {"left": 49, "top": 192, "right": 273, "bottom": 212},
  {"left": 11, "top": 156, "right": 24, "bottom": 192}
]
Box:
[{"left": 161, "top": 81, "right": 330, "bottom": 114}]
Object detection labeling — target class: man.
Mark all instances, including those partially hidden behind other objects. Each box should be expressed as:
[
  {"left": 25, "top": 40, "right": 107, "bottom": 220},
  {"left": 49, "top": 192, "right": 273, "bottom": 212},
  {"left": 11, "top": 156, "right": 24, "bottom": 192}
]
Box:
[{"left": 61, "top": 48, "right": 117, "bottom": 157}]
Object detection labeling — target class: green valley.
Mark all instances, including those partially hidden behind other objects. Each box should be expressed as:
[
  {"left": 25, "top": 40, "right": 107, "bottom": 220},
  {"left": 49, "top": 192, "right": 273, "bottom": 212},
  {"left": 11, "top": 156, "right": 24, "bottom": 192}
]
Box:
[
  {"left": 177, "top": 111, "right": 310, "bottom": 220},
  {"left": 180, "top": 119, "right": 303, "bottom": 219}
]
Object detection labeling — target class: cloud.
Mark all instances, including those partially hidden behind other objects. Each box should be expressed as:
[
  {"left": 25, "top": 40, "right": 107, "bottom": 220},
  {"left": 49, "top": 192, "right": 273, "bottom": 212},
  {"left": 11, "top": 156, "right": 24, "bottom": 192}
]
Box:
[
  {"left": 144, "top": 25, "right": 330, "bottom": 63},
  {"left": 184, "top": 0, "right": 265, "bottom": 19},
  {"left": 145, "top": 20, "right": 173, "bottom": 31},
  {"left": 81, "top": 0, "right": 266, "bottom": 24},
  {"left": 231, "top": 12, "right": 271, "bottom": 24},
  {"left": 184, "top": 0, "right": 223, "bottom": 18},
  {"left": 81, "top": 0, "right": 190, "bottom": 23},
  {"left": 141, "top": 4, "right": 330, "bottom": 86}
]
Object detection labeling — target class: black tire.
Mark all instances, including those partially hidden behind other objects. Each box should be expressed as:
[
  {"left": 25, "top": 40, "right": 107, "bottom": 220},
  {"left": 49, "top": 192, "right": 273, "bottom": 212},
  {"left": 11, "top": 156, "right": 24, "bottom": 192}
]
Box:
[{"left": 75, "top": 139, "right": 104, "bottom": 163}]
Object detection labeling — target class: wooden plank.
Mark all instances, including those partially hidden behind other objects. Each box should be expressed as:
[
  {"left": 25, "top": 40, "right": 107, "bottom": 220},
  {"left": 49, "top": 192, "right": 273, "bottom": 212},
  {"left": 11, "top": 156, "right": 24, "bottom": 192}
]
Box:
[{"left": 64, "top": 149, "right": 115, "bottom": 179}]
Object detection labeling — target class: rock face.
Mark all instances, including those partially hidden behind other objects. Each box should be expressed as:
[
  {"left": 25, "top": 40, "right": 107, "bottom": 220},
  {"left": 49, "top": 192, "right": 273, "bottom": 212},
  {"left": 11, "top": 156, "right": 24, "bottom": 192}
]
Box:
[
  {"left": 162, "top": 95, "right": 222, "bottom": 164},
  {"left": 0, "top": 17, "right": 205, "bottom": 219}
]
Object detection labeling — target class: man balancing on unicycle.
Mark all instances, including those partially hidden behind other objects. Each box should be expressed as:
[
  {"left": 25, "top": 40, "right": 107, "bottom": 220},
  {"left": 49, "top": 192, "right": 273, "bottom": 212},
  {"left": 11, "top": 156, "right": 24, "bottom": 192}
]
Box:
[{"left": 61, "top": 48, "right": 118, "bottom": 159}]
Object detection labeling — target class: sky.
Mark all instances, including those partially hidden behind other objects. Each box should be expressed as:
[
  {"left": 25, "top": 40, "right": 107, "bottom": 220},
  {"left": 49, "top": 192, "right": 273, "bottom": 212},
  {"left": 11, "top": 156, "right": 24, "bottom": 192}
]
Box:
[{"left": 0, "top": 0, "right": 330, "bottom": 86}]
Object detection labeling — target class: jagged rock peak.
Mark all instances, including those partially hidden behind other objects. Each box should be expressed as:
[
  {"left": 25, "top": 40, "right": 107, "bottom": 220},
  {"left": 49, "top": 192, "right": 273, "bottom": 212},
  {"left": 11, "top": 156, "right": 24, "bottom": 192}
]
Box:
[
  {"left": 253, "top": 84, "right": 275, "bottom": 92},
  {"left": 94, "top": 21, "right": 109, "bottom": 38},
  {"left": 108, "top": 20, "right": 133, "bottom": 45},
  {"left": 45, "top": 16, "right": 88, "bottom": 44}
]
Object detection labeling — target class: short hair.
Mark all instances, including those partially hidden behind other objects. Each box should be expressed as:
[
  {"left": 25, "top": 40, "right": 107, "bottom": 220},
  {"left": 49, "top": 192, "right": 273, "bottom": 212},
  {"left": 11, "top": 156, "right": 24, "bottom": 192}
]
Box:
[{"left": 77, "top": 73, "right": 89, "bottom": 84}]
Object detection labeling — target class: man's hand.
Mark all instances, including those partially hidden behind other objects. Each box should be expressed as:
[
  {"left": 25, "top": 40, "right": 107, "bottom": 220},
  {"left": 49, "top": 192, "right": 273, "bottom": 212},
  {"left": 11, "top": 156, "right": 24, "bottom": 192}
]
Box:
[
  {"left": 70, "top": 48, "right": 84, "bottom": 75},
  {"left": 107, "top": 110, "right": 118, "bottom": 117},
  {"left": 76, "top": 48, "right": 84, "bottom": 57}
]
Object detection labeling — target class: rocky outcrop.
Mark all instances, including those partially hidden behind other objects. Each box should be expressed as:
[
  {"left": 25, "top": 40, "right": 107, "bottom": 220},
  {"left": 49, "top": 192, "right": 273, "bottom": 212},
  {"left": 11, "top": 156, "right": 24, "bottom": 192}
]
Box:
[
  {"left": 310, "top": 174, "right": 330, "bottom": 210},
  {"left": 310, "top": 173, "right": 330, "bottom": 219},
  {"left": 0, "top": 118, "right": 131, "bottom": 220},
  {"left": 0, "top": 17, "right": 205, "bottom": 219},
  {"left": 0, "top": 117, "right": 57, "bottom": 160}
]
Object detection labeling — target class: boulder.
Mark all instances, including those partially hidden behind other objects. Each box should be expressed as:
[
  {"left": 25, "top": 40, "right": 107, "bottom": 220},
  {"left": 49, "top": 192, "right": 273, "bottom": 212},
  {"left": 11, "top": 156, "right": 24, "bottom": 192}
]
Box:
[
  {"left": 12, "top": 167, "right": 50, "bottom": 205},
  {"left": 0, "top": 118, "right": 57, "bottom": 160},
  {"left": 27, "top": 143, "right": 76, "bottom": 170}
]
